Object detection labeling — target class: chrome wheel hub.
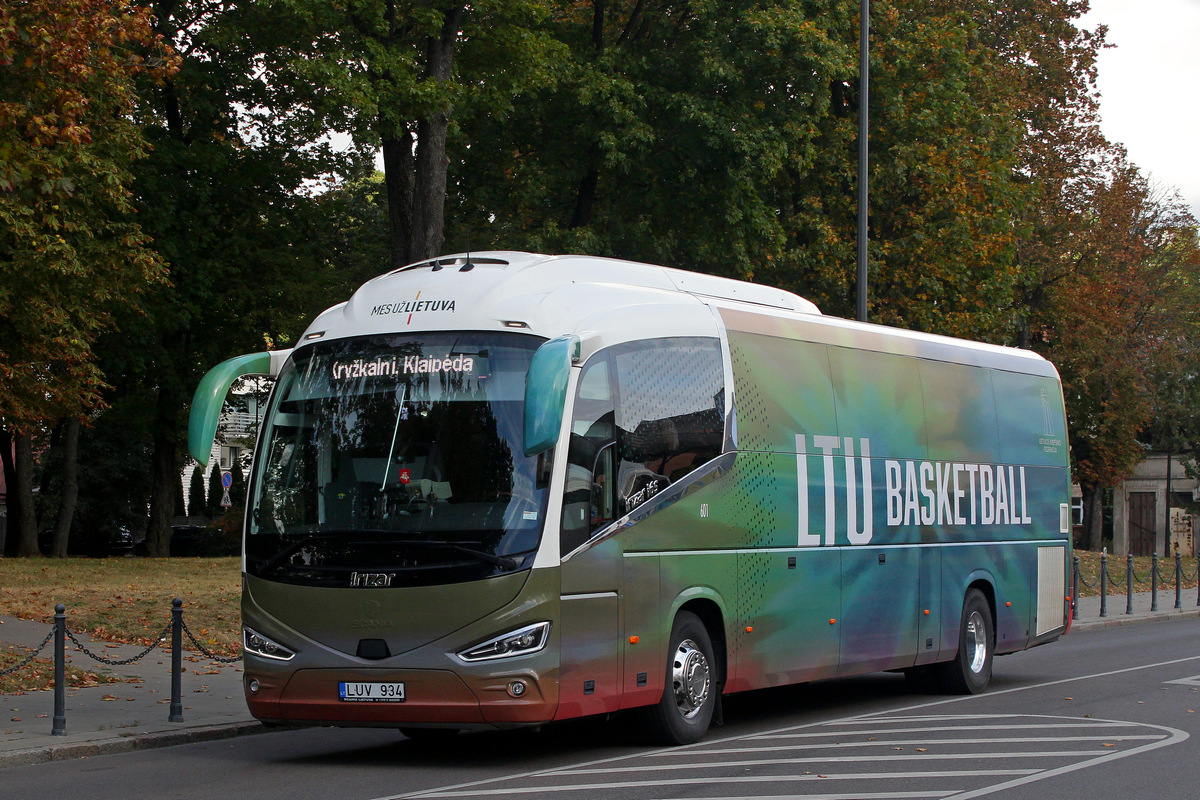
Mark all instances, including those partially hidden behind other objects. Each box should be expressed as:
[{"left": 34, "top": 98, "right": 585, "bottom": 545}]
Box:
[
  {"left": 965, "top": 610, "right": 988, "bottom": 673},
  {"left": 671, "top": 638, "right": 711, "bottom": 719}
]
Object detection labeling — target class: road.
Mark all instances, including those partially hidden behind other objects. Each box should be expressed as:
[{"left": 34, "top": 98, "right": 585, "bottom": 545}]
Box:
[{"left": 5, "top": 620, "right": 1198, "bottom": 800}]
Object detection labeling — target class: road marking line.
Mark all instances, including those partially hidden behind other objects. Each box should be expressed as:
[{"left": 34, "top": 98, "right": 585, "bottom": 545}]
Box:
[
  {"left": 631, "top": 794, "right": 957, "bottom": 800},
  {"left": 672, "top": 734, "right": 1164, "bottom": 756},
  {"left": 405, "top": 770, "right": 1037, "bottom": 798},
  {"left": 375, "top": 654, "right": 1200, "bottom": 800},
  {"left": 733, "top": 720, "right": 1146, "bottom": 742},
  {"left": 552, "top": 750, "right": 1117, "bottom": 776},
  {"left": 938, "top": 723, "right": 1190, "bottom": 800},
  {"left": 1165, "top": 674, "right": 1200, "bottom": 686}
]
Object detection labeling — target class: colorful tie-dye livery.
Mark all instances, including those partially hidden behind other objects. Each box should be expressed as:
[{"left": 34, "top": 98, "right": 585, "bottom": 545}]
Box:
[{"left": 189, "top": 252, "right": 1069, "bottom": 745}]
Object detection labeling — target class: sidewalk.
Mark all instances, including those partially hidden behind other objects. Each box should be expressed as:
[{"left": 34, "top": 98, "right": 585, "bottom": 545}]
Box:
[
  {"left": 0, "top": 615, "right": 260, "bottom": 768},
  {"left": 1071, "top": 587, "right": 1200, "bottom": 631},
  {"left": 2, "top": 589, "right": 1198, "bottom": 768}
]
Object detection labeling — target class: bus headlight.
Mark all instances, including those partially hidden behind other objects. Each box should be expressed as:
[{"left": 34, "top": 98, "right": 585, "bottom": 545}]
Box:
[
  {"left": 457, "top": 622, "right": 550, "bottom": 662},
  {"left": 243, "top": 626, "right": 296, "bottom": 661}
]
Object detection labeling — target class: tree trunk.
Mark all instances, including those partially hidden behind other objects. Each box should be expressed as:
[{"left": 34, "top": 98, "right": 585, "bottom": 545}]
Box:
[
  {"left": 570, "top": 158, "right": 600, "bottom": 229},
  {"left": 1081, "top": 482, "right": 1104, "bottom": 552},
  {"left": 412, "top": 112, "right": 450, "bottom": 261},
  {"left": 382, "top": 132, "right": 416, "bottom": 270},
  {"left": 51, "top": 417, "right": 80, "bottom": 558},
  {"left": 409, "top": 7, "right": 463, "bottom": 262},
  {"left": 14, "top": 432, "right": 41, "bottom": 557},
  {"left": 144, "top": 388, "right": 179, "bottom": 557},
  {"left": 0, "top": 428, "right": 18, "bottom": 556}
]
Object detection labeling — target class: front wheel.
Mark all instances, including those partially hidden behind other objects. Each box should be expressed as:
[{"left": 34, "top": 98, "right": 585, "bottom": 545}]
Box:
[
  {"left": 644, "top": 611, "right": 717, "bottom": 745},
  {"left": 934, "top": 589, "right": 993, "bottom": 694}
]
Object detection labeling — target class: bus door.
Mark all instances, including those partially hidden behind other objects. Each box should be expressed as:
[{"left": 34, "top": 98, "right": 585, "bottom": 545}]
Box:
[{"left": 556, "top": 357, "right": 623, "bottom": 720}]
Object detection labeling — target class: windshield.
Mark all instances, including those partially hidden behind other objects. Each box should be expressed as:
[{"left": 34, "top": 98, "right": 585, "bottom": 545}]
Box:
[{"left": 246, "top": 332, "right": 549, "bottom": 587}]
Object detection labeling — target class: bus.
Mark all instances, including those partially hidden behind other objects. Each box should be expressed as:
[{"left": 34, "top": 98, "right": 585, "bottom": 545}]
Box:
[{"left": 188, "top": 251, "right": 1072, "bottom": 744}]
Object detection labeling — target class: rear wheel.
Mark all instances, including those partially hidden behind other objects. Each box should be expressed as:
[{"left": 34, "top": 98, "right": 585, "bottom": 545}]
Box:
[
  {"left": 934, "top": 589, "right": 993, "bottom": 694},
  {"left": 644, "top": 611, "right": 717, "bottom": 745}
]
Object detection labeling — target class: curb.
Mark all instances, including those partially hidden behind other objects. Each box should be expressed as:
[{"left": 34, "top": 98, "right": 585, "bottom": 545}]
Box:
[
  {"left": 1070, "top": 607, "right": 1200, "bottom": 632},
  {"left": 0, "top": 721, "right": 266, "bottom": 769}
]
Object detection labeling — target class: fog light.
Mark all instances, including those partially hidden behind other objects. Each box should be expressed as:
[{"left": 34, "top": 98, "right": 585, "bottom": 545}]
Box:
[
  {"left": 248, "top": 678, "right": 260, "bottom": 694},
  {"left": 507, "top": 681, "right": 527, "bottom": 698}
]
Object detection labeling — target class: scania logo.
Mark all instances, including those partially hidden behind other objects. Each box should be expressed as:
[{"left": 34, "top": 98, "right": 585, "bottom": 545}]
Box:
[{"left": 351, "top": 599, "right": 394, "bottom": 630}]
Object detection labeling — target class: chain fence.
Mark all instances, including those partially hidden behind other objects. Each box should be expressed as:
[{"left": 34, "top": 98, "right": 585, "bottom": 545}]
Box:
[
  {"left": 1073, "top": 550, "right": 1200, "bottom": 619},
  {"left": 0, "top": 598, "right": 242, "bottom": 736}
]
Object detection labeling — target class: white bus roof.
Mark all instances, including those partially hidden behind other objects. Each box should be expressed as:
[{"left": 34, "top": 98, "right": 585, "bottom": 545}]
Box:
[{"left": 300, "top": 251, "right": 1057, "bottom": 378}]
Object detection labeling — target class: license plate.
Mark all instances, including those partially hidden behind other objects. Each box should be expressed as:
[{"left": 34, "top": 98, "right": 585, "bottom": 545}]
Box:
[{"left": 339, "top": 681, "right": 406, "bottom": 702}]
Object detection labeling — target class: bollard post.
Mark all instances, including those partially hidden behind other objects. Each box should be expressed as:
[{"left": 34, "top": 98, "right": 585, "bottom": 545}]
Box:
[
  {"left": 1151, "top": 552, "right": 1159, "bottom": 612},
  {"left": 52, "top": 604, "right": 67, "bottom": 736},
  {"left": 1072, "top": 556, "right": 1080, "bottom": 618},
  {"left": 1176, "top": 552, "right": 1183, "bottom": 610},
  {"left": 1100, "top": 549, "right": 1108, "bottom": 617},
  {"left": 170, "top": 598, "right": 184, "bottom": 722},
  {"left": 1126, "top": 553, "right": 1133, "bottom": 615}
]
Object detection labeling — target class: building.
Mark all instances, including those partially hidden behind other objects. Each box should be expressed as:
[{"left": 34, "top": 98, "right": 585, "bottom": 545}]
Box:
[
  {"left": 1112, "top": 451, "right": 1198, "bottom": 557},
  {"left": 181, "top": 378, "right": 268, "bottom": 515}
]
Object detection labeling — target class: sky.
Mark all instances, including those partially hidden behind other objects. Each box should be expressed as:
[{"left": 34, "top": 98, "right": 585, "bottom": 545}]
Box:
[{"left": 1078, "top": 0, "right": 1200, "bottom": 220}]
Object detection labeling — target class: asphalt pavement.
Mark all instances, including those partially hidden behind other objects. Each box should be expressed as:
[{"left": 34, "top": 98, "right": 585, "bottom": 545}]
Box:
[{"left": 1, "top": 587, "right": 1197, "bottom": 768}]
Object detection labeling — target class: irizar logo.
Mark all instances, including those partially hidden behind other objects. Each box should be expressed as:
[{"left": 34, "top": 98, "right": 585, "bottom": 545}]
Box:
[{"left": 795, "top": 434, "right": 1034, "bottom": 547}]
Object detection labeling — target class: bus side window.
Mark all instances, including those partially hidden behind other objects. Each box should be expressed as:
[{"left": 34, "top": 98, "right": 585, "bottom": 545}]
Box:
[
  {"left": 613, "top": 339, "right": 724, "bottom": 516},
  {"left": 561, "top": 357, "right": 616, "bottom": 555}
]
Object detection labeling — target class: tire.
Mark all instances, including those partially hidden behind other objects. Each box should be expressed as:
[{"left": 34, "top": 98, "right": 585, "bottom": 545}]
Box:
[
  {"left": 644, "top": 611, "right": 717, "bottom": 745},
  {"left": 934, "top": 589, "right": 993, "bottom": 694}
]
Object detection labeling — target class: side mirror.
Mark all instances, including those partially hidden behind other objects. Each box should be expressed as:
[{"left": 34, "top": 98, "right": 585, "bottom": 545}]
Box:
[
  {"left": 188, "top": 351, "right": 288, "bottom": 466},
  {"left": 524, "top": 335, "right": 579, "bottom": 457}
]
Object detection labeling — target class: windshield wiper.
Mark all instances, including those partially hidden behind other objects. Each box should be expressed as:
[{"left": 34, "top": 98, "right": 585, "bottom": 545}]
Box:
[
  {"left": 259, "top": 532, "right": 519, "bottom": 572},
  {"left": 385, "top": 539, "right": 519, "bottom": 570},
  {"left": 256, "top": 532, "right": 347, "bottom": 574}
]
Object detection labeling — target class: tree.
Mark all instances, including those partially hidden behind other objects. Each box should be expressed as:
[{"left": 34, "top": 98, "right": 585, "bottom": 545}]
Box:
[
  {"left": 453, "top": 0, "right": 1051, "bottom": 342},
  {"left": 188, "top": 462, "right": 207, "bottom": 517},
  {"left": 0, "top": 0, "right": 175, "bottom": 555},
  {"left": 1034, "top": 162, "right": 1200, "bottom": 549},
  {"left": 207, "top": 463, "right": 224, "bottom": 518},
  {"left": 458, "top": 1, "right": 854, "bottom": 281},
  {"left": 784, "top": 0, "right": 1030, "bottom": 337},
  {"left": 47, "top": 418, "right": 80, "bottom": 557},
  {"left": 174, "top": 468, "right": 186, "bottom": 517},
  {"left": 273, "top": 0, "right": 562, "bottom": 267},
  {"left": 0, "top": 0, "right": 174, "bottom": 428},
  {"left": 126, "top": 0, "right": 351, "bottom": 556},
  {"left": 229, "top": 459, "right": 246, "bottom": 507}
]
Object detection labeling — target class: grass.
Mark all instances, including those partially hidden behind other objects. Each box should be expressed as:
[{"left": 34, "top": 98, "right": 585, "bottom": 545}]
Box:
[{"left": 0, "top": 556, "right": 241, "bottom": 694}]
